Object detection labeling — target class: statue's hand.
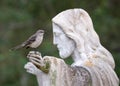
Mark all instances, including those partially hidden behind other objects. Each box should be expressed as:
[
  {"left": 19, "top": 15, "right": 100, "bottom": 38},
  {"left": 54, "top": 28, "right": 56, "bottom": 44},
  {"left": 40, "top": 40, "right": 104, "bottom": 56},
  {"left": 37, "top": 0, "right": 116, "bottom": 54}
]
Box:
[
  {"left": 27, "top": 51, "right": 44, "bottom": 66},
  {"left": 27, "top": 51, "right": 50, "bottom": 73},
  {"left": 24, "top": 62, "right": 42, "bottom": 75}
]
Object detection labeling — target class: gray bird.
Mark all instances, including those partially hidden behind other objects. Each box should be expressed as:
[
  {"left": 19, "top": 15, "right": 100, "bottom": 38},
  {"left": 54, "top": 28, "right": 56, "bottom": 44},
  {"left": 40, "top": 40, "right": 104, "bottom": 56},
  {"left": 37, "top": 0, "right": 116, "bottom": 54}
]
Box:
[{"left": 11, "top": 29, "right": 44, "bottom": 50}]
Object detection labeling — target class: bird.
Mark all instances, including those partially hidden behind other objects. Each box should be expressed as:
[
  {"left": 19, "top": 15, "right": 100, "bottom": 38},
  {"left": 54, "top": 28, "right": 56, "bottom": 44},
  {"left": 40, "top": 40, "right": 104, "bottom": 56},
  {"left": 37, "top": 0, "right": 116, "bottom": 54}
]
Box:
[{"left": 10, "top": 29, "right": 44, "bottom": 51}]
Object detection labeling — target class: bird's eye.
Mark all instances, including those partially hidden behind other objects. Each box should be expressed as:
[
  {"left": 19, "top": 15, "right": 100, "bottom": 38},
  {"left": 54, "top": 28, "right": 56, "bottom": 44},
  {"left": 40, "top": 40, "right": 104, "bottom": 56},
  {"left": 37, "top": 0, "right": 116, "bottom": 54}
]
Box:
[{"left": 40, "top": 31, "right": 44, "bottom": 33}]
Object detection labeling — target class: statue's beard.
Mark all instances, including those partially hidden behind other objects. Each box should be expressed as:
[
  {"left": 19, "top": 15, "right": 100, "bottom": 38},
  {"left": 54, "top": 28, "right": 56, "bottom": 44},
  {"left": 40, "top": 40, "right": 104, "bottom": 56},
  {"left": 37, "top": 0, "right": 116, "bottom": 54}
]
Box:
[{"left": 58, "top": 46, "right": 74, "bottom": 59}]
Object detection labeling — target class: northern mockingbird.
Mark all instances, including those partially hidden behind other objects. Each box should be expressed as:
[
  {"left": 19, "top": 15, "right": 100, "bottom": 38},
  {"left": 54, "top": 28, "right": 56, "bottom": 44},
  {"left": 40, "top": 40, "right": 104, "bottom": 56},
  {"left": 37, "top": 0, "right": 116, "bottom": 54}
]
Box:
[{"left": 11, "top": 29, "right": 44, "bottom": 50}]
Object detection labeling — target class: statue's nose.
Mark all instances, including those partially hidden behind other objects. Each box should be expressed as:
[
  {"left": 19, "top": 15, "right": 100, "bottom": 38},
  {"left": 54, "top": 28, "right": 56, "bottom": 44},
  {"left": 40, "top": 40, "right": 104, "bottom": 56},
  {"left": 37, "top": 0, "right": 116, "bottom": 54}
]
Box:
[
  {"left": 53, "top": 40, "right": 57, "bottom": 46},
  {"left": 53, "top": 36, "right": 58, "bottom": 45}
]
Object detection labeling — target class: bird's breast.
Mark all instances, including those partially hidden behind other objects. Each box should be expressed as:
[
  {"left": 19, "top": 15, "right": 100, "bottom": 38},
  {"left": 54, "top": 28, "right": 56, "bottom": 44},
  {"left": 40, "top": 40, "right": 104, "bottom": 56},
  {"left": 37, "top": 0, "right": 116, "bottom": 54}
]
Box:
[{"left": 30, "top": 35, "right": 43, "bottom": 48}]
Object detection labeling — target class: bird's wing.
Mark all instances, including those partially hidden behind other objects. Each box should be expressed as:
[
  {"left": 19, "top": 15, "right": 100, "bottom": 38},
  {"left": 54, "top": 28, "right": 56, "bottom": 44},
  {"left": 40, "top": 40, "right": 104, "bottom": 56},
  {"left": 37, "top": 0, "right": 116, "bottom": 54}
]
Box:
[{"left": 24, "top": 35, "right": 37, "bottom": 47}]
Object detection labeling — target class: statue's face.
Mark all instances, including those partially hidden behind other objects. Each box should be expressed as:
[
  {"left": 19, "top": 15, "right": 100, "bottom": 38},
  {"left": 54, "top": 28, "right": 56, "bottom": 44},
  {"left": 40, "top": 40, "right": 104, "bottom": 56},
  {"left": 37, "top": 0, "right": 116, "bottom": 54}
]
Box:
[{"left": 53, "top": 23, "right": 75, "bottom": 59}]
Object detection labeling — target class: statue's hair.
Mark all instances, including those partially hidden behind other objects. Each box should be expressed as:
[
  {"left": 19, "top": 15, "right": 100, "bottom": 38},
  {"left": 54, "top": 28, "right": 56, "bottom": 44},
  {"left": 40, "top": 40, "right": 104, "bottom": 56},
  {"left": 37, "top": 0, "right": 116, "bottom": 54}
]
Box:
[{"left": 52, "top": 8, "right": 115, "bottom": 68}]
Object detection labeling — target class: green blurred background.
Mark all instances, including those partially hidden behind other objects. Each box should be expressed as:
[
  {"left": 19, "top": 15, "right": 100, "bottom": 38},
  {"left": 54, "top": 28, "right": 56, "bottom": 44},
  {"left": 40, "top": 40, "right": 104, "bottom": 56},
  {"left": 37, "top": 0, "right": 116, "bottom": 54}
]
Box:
[{"left": 0, "top": 0, "right": 119, "bottom": 86}]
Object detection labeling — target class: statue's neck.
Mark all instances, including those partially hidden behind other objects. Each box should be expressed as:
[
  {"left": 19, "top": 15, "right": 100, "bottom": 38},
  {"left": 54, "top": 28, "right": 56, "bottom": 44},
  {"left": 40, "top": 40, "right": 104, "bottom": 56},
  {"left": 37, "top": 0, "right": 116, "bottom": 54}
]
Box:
[
  {"left": 72, "top": 49, "right": 80, "bottom": 62},
  {"left": 71, "top": 48, "right": 88, "bottom": 66}
]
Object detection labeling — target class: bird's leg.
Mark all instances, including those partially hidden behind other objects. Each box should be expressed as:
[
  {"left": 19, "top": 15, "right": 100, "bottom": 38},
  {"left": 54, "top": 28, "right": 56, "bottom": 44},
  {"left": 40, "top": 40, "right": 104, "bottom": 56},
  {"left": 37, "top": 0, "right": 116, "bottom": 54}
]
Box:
[
  {"left": 33, "top": 48, "right": 39, "bottom": 53},
  {"left": 27, "top": 51, "right": 50, "bottom": 73}
]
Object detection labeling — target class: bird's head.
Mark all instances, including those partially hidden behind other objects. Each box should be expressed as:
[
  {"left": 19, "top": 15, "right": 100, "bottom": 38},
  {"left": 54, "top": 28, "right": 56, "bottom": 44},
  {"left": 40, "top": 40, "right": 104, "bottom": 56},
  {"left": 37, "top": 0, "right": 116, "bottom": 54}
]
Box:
[{"left": 37, "top": 30, "right": 44, "bottom": 34}]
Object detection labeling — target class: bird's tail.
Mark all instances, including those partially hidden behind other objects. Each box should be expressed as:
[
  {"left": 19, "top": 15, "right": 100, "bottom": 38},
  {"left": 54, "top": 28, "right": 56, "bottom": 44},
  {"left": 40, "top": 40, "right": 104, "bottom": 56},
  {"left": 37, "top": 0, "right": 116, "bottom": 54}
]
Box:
[{"left": 10, "top": 44, "right": 25, "bottom": 51}]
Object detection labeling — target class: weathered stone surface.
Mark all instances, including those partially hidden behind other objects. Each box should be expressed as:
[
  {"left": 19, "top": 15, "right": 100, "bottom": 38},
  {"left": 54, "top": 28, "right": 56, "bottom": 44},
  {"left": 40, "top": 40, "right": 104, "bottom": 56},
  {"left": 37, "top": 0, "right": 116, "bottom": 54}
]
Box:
[{"left": 24, "top": 8, "right": 119, "bottom": 86}]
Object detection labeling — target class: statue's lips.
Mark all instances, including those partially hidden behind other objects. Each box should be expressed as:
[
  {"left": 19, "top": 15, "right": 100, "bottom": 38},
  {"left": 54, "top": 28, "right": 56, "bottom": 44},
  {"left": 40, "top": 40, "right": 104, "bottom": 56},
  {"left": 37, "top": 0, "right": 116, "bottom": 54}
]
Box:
[
  {"left": 57, "top": 46, "right": 60, "bottom": 48},
  {"left": 57, "top": 46, "right": 61, "bottom": 50}
]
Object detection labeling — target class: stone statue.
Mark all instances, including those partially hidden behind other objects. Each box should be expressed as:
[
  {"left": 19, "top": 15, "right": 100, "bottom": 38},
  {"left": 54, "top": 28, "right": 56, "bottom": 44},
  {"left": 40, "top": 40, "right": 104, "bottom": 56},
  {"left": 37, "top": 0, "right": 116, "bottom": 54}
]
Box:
[{"left": 24, "top": 8, "right": 119, "bottom": 86}]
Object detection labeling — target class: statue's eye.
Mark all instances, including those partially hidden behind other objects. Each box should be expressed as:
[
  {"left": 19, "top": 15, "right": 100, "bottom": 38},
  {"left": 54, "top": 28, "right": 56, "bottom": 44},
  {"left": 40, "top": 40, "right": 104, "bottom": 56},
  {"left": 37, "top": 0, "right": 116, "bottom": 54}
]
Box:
[{"left": 54, "top": 32, "right": 61, "bottom": 37}]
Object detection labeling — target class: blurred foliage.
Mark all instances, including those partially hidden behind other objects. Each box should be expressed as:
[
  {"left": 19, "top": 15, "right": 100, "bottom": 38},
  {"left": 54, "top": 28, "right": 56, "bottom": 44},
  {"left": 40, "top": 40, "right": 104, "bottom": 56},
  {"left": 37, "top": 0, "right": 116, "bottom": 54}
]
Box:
[{"left": 0, "top": 0, "right": 120, "bottom": 86}]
